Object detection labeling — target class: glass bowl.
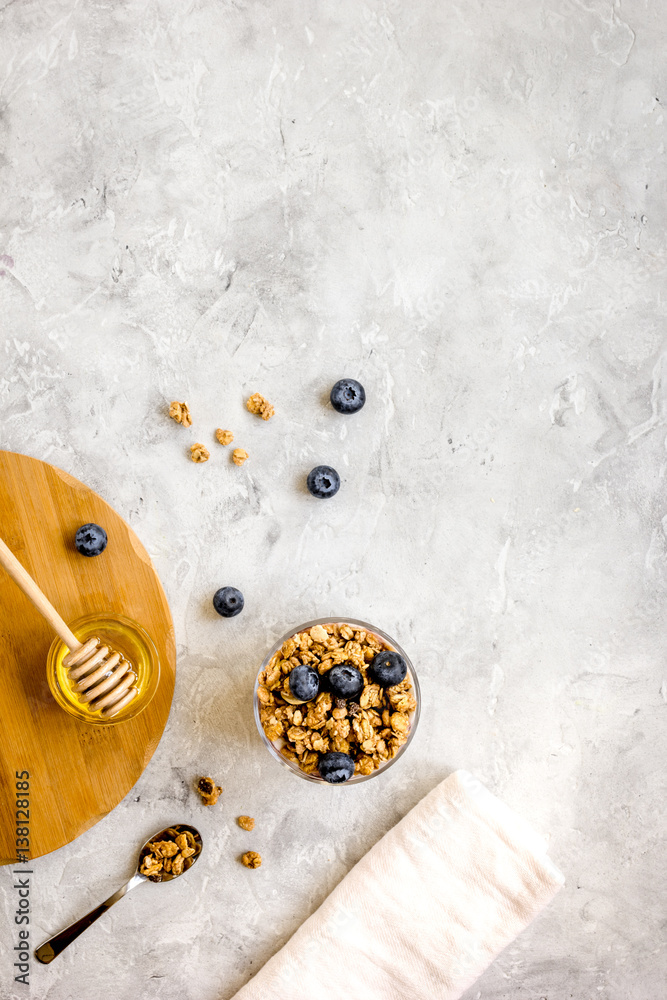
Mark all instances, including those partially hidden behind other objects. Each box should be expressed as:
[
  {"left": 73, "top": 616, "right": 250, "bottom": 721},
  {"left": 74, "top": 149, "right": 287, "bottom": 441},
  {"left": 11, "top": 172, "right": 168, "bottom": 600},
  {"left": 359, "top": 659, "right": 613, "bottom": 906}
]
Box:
[
  {"left": 254, "top": 617, "right": 420, "bottom": 784},
  {"left": 46, "top": 613, "right": 160, "bottom": 726}
]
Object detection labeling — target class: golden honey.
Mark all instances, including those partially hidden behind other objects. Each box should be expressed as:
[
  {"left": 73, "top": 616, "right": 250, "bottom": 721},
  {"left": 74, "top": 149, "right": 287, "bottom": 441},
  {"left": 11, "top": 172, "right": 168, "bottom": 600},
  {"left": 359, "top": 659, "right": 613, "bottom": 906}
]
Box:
[{"left": 47, "top": 613, "right": 160, "bottom": 726}]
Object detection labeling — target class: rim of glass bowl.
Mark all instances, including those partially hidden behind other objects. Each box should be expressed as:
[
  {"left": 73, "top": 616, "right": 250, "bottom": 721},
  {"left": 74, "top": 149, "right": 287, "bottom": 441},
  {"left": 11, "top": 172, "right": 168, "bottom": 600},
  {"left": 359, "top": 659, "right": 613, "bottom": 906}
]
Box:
[
  {"left": 253, "top": 617, "right": 420, "bottom": 785},
  {"left": 47, "top": 612, "right": 160, "bottom": 726}
]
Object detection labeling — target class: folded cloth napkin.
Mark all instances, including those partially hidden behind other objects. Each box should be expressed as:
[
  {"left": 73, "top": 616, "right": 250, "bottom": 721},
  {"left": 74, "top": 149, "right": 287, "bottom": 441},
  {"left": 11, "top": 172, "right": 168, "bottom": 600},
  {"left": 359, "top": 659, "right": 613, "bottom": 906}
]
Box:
[{"left": 231, "top": 770, "right": 564, "bottom": 1000}]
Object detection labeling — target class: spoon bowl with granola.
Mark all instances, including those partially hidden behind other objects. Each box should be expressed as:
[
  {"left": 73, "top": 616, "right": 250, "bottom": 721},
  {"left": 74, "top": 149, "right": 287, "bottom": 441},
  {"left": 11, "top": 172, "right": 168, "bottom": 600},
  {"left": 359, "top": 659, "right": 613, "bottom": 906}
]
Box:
[
  {"left": 137, "top": 823, "right": 203, "bottom": 881},
  {"left": 35, "top": 824, "right": 203, "bottom": 963},
  {"left": 254, "top": 618, "right": 420, "bottom": 784}
]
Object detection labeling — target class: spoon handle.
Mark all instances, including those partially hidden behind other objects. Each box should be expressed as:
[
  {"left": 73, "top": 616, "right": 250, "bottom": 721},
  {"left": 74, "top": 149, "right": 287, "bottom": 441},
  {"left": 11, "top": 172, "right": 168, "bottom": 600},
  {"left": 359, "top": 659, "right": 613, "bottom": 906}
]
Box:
[{"left": 35, "top": 873, "right": 146, "bottom": 963}]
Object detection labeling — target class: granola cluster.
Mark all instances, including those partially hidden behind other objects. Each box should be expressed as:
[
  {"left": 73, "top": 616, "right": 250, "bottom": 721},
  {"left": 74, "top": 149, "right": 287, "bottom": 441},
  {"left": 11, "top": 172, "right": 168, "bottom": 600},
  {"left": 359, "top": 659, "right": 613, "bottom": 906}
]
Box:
[
  {"left": 196, "top": 776, "right": 222, "bottom": 805},
  {"left": 215, "top": 428, "right": 234, "bottom": 446},
  {"left": 139, "top": 828, "right": 198, "bottom": 881},
  {"left": 246, "top": 392, "right": 275, "bottom": 421},
  {"left": 169, "top": 401, "right": 192, "bottom": 427},
  {"left": 257, "top": 623, "right": 416, "bottom": 777},
  {"left": 190, "top": 442, "right": 210, "bottom": 463},
  {"left": 241, "top": 851, "right": 262, "bottom": 868},
  {"left": 232, "top": 448, "right": 249, "bottom": 466},
  {"left": 237, "top": 815, "right": 255, "bottom": 831}
]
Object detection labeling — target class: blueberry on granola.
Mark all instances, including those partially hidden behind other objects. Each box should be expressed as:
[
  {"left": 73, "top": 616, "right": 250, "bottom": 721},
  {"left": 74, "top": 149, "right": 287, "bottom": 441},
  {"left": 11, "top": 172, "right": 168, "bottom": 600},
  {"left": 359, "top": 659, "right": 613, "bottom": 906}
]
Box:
[
  {"left": 288, "top": 664, "right": 320, "bottom": 703},
  {"left": 326, "top": 664, "right": 364, "bottom": 700},
  {"left": 318, "top": 751, "right": 355, "bottom": 783},
  {"left": 330, "top": 378, "right": 366, "bottom": 414},
  {"left": 307, "top": 465, "right": 340, "bottom": 498},
  {"left": 213, "top": 586, "right": 244, "bottom": 617},
  {"left": 75, "top": 523, "right": 108, "bottom": 557},
  {"left": 370, "top": 650, "right": 407, "bottom": 687}
]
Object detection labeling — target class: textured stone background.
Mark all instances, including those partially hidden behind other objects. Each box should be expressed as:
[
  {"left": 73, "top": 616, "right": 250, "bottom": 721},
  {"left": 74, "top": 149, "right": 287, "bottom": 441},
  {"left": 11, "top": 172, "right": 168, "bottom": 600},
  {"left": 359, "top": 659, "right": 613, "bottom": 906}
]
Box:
[{"left": 0, "top": 0, "right": 666, "bottom": 998}]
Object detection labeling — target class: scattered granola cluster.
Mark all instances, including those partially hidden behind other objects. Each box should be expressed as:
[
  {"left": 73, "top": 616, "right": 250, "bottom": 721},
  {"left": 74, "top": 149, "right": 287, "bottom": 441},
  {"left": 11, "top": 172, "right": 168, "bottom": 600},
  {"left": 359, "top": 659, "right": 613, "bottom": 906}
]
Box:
[
  {"left": 237, "top": 815, "right": 255, "bottom": 831},
  {"left": 215, "top": 428, "right": 234, "bottom": 446},
  {"left": 169, "top": 393, "right": 274, "bottom": 465},
  {"left": 169, "top": 401, "right": 192, "bottom": 427},
  {"left": 241, "top": 851, "right": 262, "bottom": 868},
  {"left": 257, "top": 623, "right": 416, "bottom": 778},
  {"left": 139, "top": 828, "right": 198, "bottom": 881},
  {"left": 190, "top": 442, "right": 210, "bottom": 463},
  {"left": 196, "top": 776, "right": 222, "bottom": 805},
  {"left": 246, "top": 392, "right": 275, "bottom": 421}
]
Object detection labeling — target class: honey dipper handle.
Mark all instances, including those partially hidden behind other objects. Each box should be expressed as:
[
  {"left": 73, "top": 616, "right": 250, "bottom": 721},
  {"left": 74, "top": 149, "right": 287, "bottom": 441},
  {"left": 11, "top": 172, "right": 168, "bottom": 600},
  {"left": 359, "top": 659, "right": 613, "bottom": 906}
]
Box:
[{"left": 0, "top": 536, "right": 81, "bottom": 651}]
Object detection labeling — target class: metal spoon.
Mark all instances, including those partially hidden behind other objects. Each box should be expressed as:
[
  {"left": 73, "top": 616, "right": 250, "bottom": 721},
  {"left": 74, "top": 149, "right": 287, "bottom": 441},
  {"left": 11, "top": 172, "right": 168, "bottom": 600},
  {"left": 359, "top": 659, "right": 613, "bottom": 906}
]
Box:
[{"left": 35, "top": 824, "right": 202, "bottom": 964}]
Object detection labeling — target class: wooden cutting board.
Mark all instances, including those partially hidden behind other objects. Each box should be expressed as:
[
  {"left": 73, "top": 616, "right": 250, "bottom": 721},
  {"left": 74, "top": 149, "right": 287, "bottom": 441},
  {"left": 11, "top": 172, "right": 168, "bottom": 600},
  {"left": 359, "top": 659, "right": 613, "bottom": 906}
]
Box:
[{"left": 0, "top": 451, "right": 176, "bottom": 865}]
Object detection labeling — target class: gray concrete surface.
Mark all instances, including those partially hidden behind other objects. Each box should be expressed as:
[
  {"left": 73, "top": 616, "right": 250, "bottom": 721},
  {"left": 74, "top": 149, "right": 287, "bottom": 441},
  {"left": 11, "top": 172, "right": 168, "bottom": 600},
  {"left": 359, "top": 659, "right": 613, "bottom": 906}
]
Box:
[{"left": 0, "top": 1, "right": 665, "bottom": 997}]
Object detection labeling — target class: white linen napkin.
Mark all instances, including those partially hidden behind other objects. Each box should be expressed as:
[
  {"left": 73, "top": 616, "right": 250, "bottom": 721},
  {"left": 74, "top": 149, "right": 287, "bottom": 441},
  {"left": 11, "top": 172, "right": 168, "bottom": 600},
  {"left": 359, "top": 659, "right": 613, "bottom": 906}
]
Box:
[{"left": 231, "top": 770, "right": 564, "bottom": 1000}]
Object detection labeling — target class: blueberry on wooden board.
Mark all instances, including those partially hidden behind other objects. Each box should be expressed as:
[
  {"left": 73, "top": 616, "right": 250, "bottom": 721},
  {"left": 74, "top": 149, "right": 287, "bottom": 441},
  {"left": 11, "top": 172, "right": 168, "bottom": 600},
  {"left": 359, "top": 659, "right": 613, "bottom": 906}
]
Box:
[{"left": 74, "top": 524, "right": 107, "bottom": 557}]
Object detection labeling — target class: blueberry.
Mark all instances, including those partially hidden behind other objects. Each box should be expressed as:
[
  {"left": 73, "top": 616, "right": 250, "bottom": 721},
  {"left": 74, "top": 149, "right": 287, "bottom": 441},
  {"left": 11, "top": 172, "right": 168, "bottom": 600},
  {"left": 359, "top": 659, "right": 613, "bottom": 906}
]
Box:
[
  {"left": 330, "top": 378, "right": 366, "bottom": 414},
  {"left": 74, "top": 523, "right": 108, "bottom": 557},
  {"left": 326, "top": 664, "right": 364, "bottom": 699},
  {"left": 213, "top": 586, "right": 244, "bottom": 617},
  {"left": 370, "top": 650, "right": 407, "bottom": 687},
  {"left": 318, "top": 751, "right": 355, "bottom": 783},
  {"left": 288, "top": 665, "right": 320, "bottom": 703},
  {"left": 307, "top": 465, "right": 340, "bottom": 499}
]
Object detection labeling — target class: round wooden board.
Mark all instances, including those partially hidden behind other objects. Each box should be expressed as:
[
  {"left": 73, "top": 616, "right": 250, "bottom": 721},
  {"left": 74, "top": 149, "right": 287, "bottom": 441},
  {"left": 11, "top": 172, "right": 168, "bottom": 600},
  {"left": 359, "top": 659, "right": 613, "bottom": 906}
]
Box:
[{"left": 0, "top": 451, "right": 175, "bottom": 865}]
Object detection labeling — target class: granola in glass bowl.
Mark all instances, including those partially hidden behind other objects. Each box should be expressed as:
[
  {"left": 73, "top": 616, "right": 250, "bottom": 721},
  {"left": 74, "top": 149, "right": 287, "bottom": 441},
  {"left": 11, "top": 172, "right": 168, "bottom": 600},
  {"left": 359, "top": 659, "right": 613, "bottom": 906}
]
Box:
[{"left": 254, "top": 618, "right": 420, "bottom": 784}]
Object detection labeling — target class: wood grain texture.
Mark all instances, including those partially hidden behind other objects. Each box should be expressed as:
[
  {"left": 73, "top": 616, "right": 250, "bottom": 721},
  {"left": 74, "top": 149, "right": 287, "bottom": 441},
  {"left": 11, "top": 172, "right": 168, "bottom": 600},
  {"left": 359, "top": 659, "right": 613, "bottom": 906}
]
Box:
[{"left": 0, "top": 451, "right": 175, "bottom": 865}]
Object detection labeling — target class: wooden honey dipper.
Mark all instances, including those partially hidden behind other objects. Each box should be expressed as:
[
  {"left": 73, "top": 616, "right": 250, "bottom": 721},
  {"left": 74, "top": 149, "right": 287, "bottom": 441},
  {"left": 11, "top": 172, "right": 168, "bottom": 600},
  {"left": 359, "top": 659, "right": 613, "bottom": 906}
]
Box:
[{"left": 0, "top": 536, "right": 138, "bottom": 719}]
